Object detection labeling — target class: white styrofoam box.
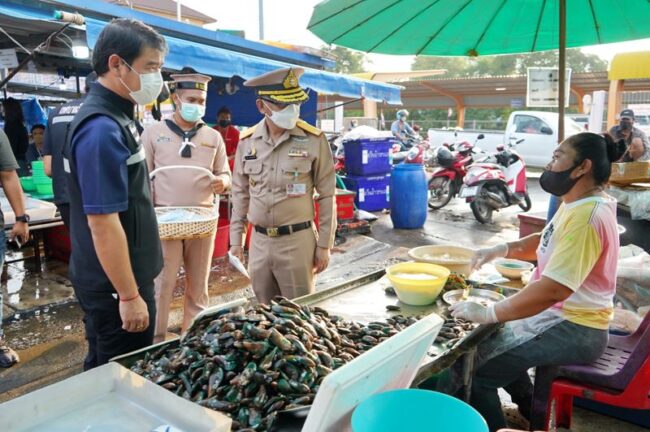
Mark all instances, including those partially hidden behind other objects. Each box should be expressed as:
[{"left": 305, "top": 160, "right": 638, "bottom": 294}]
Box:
[
  {"left": 1, "top": 194, "right": 57, "bottom": 224},
  {"left": 0, "top": 362, "right": 231, "bottom": 432},
  {"left": 302, "top": 312, "right": 444, "bottom": 432}
]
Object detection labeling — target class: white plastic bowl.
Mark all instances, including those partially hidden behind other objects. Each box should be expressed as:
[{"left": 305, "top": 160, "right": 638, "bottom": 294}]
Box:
[
  {"left": 494, "top": 258, "right": 534, "bottom": 279},
  {"left": 407, "top": 245, "right": 475, "bottom": 276}
]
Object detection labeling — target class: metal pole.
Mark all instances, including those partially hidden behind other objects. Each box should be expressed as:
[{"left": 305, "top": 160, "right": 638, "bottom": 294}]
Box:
[
  {"left": 558, "top": 0, "right": 566, "bottom": 143},
  {"left": 0, "top": 23, "right": 72, "bottom": 90},
  {"left": 258, "top": 0, "right": 264, "bottom": 40},
  {"left": 75, "top": 68, "right": 80, "bottom": 97},
  {"left": 177, "top": 0, "right": 182, "bottom": 21}
]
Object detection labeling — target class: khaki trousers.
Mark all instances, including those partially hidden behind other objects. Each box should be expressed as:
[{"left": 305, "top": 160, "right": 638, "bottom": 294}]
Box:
[
  {"left": 153, "top": 231, "right": 215, "bottom": 342},
  {"left": 249, "top": 225, "right": 317, "bottom": 304}
]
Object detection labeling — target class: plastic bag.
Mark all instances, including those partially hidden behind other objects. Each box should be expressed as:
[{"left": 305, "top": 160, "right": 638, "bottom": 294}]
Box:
[
  {"left": 627, "top": 191, "right": 650, "bottom": 221},
  {"left": 342, "top": 125, "right": 393, "bottom": 141},
  {"left": 616, "top": 245, "right": 650, "bottom": 313}
]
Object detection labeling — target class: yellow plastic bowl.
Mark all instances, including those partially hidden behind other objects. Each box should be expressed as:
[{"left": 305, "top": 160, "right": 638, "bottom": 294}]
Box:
[
  {"left": 408, "top": 245, "right": 475, "bottom": 276},
  {"left": 386, "top": 262, "right": 450, "bottom": 306}
]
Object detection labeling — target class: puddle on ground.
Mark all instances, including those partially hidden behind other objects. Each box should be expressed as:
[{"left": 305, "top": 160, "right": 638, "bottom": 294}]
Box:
[{"left": 2, "top": 254, "right": 75, "bottom": 316}]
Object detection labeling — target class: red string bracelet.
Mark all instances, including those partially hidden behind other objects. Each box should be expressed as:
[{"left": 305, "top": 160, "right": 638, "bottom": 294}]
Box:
[{"left": 119, "top": 293, "right": 140, "bottom": 303}]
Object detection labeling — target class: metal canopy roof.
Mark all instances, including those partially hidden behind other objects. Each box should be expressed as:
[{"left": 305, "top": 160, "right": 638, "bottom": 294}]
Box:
[{"left": 398, "top": 71, "right": 650, "bottom": 109}]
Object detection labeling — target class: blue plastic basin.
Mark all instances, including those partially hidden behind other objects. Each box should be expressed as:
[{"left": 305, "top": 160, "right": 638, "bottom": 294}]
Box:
[{"left": 352, "top": 389, "right": 488, "bottom": 432}]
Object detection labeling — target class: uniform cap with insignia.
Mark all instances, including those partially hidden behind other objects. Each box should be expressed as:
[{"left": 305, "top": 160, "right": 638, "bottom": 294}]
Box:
[
  {"left": 244, "top": 67, "right": 309, "bottom": 105},
  {"left": 169, "top": 73, "right": 211, "bottom": 93}
]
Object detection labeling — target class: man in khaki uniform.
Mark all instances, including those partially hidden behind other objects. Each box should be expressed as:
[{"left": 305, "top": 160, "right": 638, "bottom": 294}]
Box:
[
  {"left": 142, "top": 73, "right": 230, "bottom": 342},
  {"left": 229, "top": 67, "right": 336, "bottom": 303}
]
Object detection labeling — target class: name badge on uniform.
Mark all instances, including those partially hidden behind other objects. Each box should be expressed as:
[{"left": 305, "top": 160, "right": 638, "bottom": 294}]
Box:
[
  {"left": 244, "top": 147, "right": 257, "bottom": 160},
  {"left": 288, "top": 147, "right": 309, "bottom": 158},
  {"left": 156, "top": 134, "right": 172, "bottom": 143},
  {"left": 287, "top": 183, "right": 306, "bottom": 197}
]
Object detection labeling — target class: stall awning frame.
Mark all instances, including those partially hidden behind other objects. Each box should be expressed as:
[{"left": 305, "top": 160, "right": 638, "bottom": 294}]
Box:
[{"left": 83, "top": 19, "right": 402, "bottom": 105}]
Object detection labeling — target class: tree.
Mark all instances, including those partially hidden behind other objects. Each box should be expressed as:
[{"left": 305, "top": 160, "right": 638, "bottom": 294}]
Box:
[
  {"left": 516, "top": 49, "right": 607, "bottom": 73},
  {"left": 412, "top": 48, "right": 607, "bottom": 77},
  {"left": 322, "top": 45, "right": 369, "bottom": 74},
  {"left": 411, "top": 56, "right": 474, "bottom": 76}
]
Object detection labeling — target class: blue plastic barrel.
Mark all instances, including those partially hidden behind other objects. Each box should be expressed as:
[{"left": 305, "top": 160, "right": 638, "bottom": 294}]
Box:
[
  {"left": 352, "top": 389, "right": 488, "bottom": 432},
  {"left": 390, "top": 164, "right": 428, "bottom": 229}
]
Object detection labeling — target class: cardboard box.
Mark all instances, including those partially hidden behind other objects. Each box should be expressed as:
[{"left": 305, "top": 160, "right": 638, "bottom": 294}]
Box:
[{"left": 610, "top": 161, "right": 650, "bottom": 185}]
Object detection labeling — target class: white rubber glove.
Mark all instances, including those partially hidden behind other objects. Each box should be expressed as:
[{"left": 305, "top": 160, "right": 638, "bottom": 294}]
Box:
[
  {"left": 470, "top": 243, "right": 509, "bottom": 272},
  {"left": 449, "top": 301, "right": 499, "bottom": 324}
]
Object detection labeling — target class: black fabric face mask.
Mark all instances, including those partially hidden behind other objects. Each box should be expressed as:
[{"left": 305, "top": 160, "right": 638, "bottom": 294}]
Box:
[
  {"left": 619, "top": 120, "right": 633, "bottom": 130},
  {"left": 539, "top": 164, "right": 580, "bottom": 197},
  {"left": 218, "top": 119, "right": 231, "bottom": 127}
]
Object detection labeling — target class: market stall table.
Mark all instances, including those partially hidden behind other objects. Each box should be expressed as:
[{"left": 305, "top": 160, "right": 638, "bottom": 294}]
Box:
[
  {"left": 2, "top": 193, "right": 64, "bottom": 272},
  {"left": 4, "top": 216, "right": 64, "bottom": 272},
  {"left": 113, "top": 269, "right": 519, "bottom": 405}
]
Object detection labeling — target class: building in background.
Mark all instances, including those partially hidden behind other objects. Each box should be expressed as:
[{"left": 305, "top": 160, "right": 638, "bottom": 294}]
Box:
[{"left": 105, "top": 0, "right": 216, "bottom": 26}]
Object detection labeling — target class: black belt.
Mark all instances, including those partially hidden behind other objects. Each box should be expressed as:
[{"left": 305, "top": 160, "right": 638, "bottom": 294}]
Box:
[{"left": 254, "top": 221, "right": 312, "bottom": 237}]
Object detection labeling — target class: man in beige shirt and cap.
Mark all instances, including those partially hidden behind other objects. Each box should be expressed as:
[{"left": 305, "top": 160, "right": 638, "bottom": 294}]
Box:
[
  {"left": 229, "top": 67, "right": 336, "bottom": 303},
  {"left": 142, "top": 72, "right": 230, "bottom": 342}
]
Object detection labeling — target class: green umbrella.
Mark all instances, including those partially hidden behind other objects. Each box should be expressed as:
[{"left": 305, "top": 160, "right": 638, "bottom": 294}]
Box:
[{"left": 309, "top": 0, "right": 650, "bottom": 137}]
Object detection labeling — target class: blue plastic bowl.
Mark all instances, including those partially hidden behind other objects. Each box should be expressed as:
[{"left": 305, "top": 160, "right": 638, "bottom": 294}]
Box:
[{"left": 352, "top": 389, "right": 488, "bottom": 432}]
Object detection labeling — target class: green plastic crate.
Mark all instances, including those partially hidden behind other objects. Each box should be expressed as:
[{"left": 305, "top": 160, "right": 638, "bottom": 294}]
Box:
[
  {"left": 20, "top": 176, "right": 36, "bottom": 191},
  {"left": 35, "top": 183, "right": 54, "bottom": 195}
]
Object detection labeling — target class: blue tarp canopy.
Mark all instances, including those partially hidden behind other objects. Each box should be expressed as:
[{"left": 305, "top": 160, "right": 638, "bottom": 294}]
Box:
[
  {"left": 84, "top": 18, "right": 402, "bottom": 105},
  {"left": 0, "top": 0, "right": 402, "bottom": 125}
]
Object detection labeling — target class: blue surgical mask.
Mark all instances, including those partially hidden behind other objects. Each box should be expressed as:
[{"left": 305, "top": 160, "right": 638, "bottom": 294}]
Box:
[{"left": 179, "top": 101, "right": 205, "bottom": 123}]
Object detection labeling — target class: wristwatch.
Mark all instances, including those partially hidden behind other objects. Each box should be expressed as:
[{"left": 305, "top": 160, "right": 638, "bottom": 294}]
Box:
[{"left": 15, "top": 214, "right": 30, "bottom": 223}]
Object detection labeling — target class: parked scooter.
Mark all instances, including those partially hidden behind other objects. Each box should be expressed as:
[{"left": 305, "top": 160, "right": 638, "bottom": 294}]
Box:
[
  {"left": 402, "top": 136, "right": 432, "bottom": 165},
  {"left": 427, "top": 134, "right": 485, "bottom": 209},
  {"left": 459, "top": 139, "right": 532, "bottom": 224}
]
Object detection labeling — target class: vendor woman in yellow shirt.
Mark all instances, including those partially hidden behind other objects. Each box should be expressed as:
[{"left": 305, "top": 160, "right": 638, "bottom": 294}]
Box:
[{"left": 444, "top": 132, "right": 624, "bottom": 431}]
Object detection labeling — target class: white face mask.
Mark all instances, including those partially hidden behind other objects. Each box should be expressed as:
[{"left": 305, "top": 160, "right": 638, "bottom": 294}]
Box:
[
  {"left": 264, "top": 102, "right": 300, "bottom": 130},
  {"left": 119, "top": 59, "right": 163, "bottom": 106}
]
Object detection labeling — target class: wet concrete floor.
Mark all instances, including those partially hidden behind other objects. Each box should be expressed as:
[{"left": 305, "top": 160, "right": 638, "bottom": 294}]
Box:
[{"left": 1, "top": 178, "right": 646, "bottom": 431}]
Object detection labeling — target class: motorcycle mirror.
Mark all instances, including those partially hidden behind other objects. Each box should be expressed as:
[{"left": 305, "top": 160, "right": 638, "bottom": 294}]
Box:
[{"left": 477, "top": 133, "right": 485, "bottom": 140}]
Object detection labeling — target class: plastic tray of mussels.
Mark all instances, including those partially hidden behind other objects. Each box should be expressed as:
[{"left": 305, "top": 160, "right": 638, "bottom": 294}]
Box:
[
  {"left": 111, "top": 270, "right": 516, "bottom": 430},
  {"left": 113, "top": 269, "right": 517, "bottom": 370}
]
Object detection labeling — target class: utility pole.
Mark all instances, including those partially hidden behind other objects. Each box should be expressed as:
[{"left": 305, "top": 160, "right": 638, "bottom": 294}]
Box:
[
  {"left": 258, "top": 0, "right": 264, "bottom": 39},
  {"left": 177, "top": 0, "right": 182, "bottom": 22}
]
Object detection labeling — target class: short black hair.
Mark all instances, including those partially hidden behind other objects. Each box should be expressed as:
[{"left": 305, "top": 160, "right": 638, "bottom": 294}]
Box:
[
  {"left": 567, "top": 132, "right": 626, "bottom": 185},
  {"left": 31, "top": 124, "right": 46, "bottom": 132},
  {"left": 217, "top": 106, "right": 231, "bottom": 116},
  {"left": 92, "top": 18, "right": 167, "bottom": 75},
  {"left": 2, "top": 97, "right": 24, "bottom": 123}
]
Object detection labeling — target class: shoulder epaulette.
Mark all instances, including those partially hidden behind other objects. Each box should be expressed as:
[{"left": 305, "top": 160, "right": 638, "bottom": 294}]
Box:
[
  {"left": 240, "top": 125, "right": 256, "bottom": 139},
  {"left": 297, "top": 120, "right": 323, "bottom": 136}
]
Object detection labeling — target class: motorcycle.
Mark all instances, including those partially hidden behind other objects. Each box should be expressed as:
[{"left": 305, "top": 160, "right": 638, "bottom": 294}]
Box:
[
  {"left": 459, "top": 139, "right": 532, "bottom": 224},
  {"left": 427, "top": 134, "right": 485, "bottom": 210},
  {"left": 402, "top": 136, "right": 432, "bottom": 165}
]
